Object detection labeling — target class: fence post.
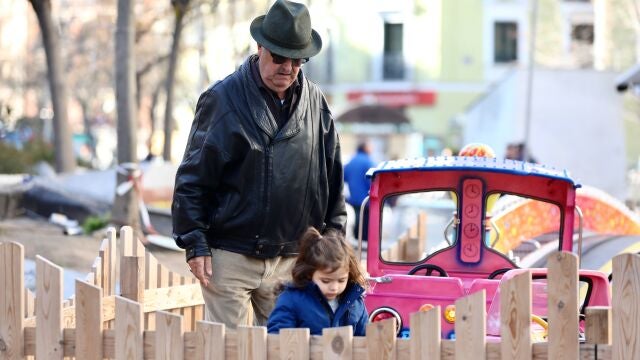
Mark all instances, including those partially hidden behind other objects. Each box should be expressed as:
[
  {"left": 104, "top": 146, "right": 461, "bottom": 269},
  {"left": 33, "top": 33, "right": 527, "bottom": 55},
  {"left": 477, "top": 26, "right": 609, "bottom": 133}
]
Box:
[
  {"left": 455, "top": 290, "right": 486, "bottom": 360},
  {"left": 237, "top": 326, "right": 267, "bottom": 360},
  {"left": 366, "top": 317, "right": 396, "bottom": 359},
  {"left": 35, "top": 256, "right": 63, "bottom": 360},
  {"left": 410, "top": 307, "right": 441, "bottom": 360},
  {"left": 585, "top": 306, "right": 611, "bottom": 345},
  {"left": 612, "top": 253, "right": 640, "bottom": 360},
  {"left": 500, "top": 271, "right": 531, "bottom": 360},
  {"left": 156, "top": 310, "right": 184, "bottom": 360},
  {"left": 279, "top": 328, "right": 309, "bottom": 360},
  {"left": 196, "top": 321, "right": 225, "bottom": 360},
  {"left": 120, "top": 255, "right": 144, "bottom": 302},
  {"left": 115, "top": 296, "right": 143, "bottom": 360},
  {"left": 0, "top": 242, "right": 24, "bottom": 360},
  {"left": 76, "top": 280, "right": 103, "bottom": 359},
  {"left": 547, "top": 251, "right": 579, "bottom": 359},
  {"left": 323, "top": 326, "right": 353, "bottom": 360}
]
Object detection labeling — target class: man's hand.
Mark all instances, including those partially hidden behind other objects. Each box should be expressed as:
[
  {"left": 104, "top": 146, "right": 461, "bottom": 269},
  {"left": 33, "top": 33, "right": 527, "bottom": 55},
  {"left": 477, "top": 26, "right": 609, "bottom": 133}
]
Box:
[{"left": 187, "top": 256, "right": 213, "bottom": 287}]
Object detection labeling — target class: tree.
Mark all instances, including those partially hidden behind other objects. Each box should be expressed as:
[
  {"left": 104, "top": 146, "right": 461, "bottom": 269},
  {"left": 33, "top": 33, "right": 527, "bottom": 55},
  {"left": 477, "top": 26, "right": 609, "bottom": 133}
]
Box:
[
  {"left": 28, "top": 0, "right": 76, "bottom": 173},
  {"left": 162, "top": 0, "right": 192, "bottom": 161},
  {"left": 113, "top": 0, "right": 141, "bottom": 232}
]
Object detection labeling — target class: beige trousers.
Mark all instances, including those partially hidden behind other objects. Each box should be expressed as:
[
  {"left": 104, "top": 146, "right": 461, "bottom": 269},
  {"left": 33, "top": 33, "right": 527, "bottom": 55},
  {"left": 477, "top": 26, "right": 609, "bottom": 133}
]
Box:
[{"left": 200, "top": 248, "right": 296, "bottom": 329}]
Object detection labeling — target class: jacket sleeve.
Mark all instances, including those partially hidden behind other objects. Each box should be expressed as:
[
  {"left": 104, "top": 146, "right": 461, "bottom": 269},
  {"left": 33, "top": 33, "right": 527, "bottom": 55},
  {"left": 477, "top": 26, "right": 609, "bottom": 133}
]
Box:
[
  {"left": 323, "top": 112, "right": 347, "bottom": 234},
  {"left": 172, "top": 88, "right": 227, "bottom": 261},
  {"left": 267, "top": 291, "right": 298, "bottom": 334},
  {"left": 353, "top": 299, "right": 369, "bottom": 336}
]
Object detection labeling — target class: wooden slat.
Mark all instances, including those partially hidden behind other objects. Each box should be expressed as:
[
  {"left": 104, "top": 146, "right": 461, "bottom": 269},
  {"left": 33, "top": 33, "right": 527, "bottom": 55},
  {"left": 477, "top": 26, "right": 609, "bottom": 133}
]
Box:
[
  {"left": 280, "top": 328, "right": 309, "bottom": 359},
  {"left": 0, "top": 242, "right": 24, "bottom": 359},
  {"left": 455, "top": 290, "right": 486, "bottom": 360},
  {"left": 547, "top": 251, "right": 579, "bottom": 359},
  {"left": 92, "top": 256, "right": 102, "bottom": 288},
  {"left": 24, "top": 288, "right": 35, "bottom": 318},
  {"left": 121, "top": 226, "right": 134, "bottom": 257},
  {"left": 500, "top": 271, "right": 532, "bottom": 360},
  {"left": 237, "top": 326, "right": 267, "bottom": 360},
  {"left": 156, "top": 310, "right": 184, "bottom": 360},
  {"left": 24, "top": 283, "right": 204, "bottom": 327},
  {"left": 195, "top": 321, "right": 225, "bottom": 360},
  {"left": 145, "top": 251, "right": 158, "bottom": 290},
  {"left": 121, "top": 256, "right": 144, "bottom": 302},
  {"left": 100, "top": 232, "right": 117, "bottom": 296},
  {"left": 366, "top": 317, "right": 396, "bottom": 359},
  {"left": 612, "top": 253, "right": 640, "bottom": 360},
  {"left": 585, "top": 306, "right": 611, "bottom": 345},
  {"left": 75, "top": 280, "right": 103, "bottom": 359},
  {"left": 410, "top": 306, "right": 441, "bottom": 360},
  {"left": 115, "top": 296, "right": 143, "bottom": 360},
  {"left": 323, "top": 326, "right": 353, "bottom": 360},
  {"left": 35, "top": 256, "right": 63, "bottom": 359},
  {"left": 158, "top": 263, "right": 169, "bottom": 288}
]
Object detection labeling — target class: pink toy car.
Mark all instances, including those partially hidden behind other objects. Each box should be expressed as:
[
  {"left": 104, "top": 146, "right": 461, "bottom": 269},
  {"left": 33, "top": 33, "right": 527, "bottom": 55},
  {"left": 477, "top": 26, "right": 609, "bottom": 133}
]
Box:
[{"left": 360, "top": 156, "right": 610, "bottom": 339}]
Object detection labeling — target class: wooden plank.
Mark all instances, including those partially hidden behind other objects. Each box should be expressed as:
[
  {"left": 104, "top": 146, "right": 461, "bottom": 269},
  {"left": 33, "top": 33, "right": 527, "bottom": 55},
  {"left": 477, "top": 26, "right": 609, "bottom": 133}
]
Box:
[
  {"left": 0, "top": 242, "right": 24, "bottom": 359},
  {"left": 237, "top": 326, "right": 267, "bottom": 360},
  {"left": 100, "top": 232, "right": 117, "bottom": 296},
  {"left": 121, "top": 226, "right": 134, "bottom": 257},
  {"left": 612, "top": 253, "right": 640, "bottom": 360},
  {"left": 500, "top": 271, "right": 532, "bottom": 360},
  {"left": 35, "top": 255, "right": 63, "bottom": 359},
  {"left": 585, "top": 306, "right": 611, "bottom": 345},
  {"left": 280, "top": 328, "right": 310, "bottom": 359},
  {"left": 410, "top": 306, "right": 441, "bottom": 360},
  {"left": 455, "top": 290, "right": 486, "bottom": 360},
  {"left": 366, "top": 317, "right": 396, "bottom": 359},
  {"left": 547, "top": 251, "right": 579, "bottom": 359},
  {"left": 322, "top": 326, "right": 353, "bottom": 360},
  {"left": 196, "top": 321, "right": 225, "bottom": 360},
  {"left": 156, "top": 310, "right": 184, "bottom": 360},
  {"left": 158, "top": 263, "right": 169, "bottom": 288},
  {"left": 115, "top": 296, "right": 143, "bottom": 360},
  {"left": 145, "top": 251, "right": 158, "bottom": 290},
  {"left": 92, "top": 256, "right": 102, "bottom": 288},
  {"left": 120, "top": 256, "right": 144, "bottom": 302},
  {"left": 75, "top": 280, "right": 103, "bottom": 360},
  {"left": 24, "top": 289, "right": 34, "bottom": 318}
]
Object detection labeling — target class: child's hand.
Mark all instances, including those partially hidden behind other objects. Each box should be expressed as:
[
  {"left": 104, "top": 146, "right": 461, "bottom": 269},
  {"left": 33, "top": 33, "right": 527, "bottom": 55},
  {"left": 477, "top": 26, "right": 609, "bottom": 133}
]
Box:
[{"left": 187, "top": 256, "right": 213, "bottom": 287}]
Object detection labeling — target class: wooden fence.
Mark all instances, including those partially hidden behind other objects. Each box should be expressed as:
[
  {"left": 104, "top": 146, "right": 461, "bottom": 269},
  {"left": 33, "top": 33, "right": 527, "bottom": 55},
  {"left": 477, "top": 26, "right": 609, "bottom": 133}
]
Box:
[{"left": 1, "top": 226, "right": 639, "bottom": 359}]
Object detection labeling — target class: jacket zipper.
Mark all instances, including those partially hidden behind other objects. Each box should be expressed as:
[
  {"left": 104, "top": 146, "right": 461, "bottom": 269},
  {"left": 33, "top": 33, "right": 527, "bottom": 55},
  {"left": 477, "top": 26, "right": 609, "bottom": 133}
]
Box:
[{"left": 258, "top": 142, "right": 273, "bottom": 237}]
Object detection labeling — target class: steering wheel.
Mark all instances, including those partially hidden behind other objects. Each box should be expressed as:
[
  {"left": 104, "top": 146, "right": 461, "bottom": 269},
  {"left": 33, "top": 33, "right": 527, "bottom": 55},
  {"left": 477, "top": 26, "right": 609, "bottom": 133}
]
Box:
[
  {"left": 487, "top": 268, "right": 512, "bottom": 279},
  {"left": 408, "top": 264, "right": 449, "bottom": 277}
]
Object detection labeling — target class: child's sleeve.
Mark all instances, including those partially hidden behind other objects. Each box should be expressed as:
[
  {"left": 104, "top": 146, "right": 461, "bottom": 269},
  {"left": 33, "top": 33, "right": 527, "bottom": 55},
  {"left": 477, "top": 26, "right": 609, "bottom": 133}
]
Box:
[
  {"left": 267, "top": 291, "right": 298, "bottom": 334},
  {"left": 353, "top": 301, "right": 369, "bottom": 336}
]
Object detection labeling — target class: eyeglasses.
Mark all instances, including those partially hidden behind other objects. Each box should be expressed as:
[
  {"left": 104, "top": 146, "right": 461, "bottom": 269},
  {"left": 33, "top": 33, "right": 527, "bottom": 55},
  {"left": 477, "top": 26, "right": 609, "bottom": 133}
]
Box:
[{"left": 268, "top": 49, "right": 308, "bottom": 66}]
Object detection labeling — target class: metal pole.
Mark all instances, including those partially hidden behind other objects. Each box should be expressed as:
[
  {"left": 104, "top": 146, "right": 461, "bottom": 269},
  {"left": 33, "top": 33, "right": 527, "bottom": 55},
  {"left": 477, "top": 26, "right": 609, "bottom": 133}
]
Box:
[{"left": 523, "top": 0, "right": 539, "bottom": 162}]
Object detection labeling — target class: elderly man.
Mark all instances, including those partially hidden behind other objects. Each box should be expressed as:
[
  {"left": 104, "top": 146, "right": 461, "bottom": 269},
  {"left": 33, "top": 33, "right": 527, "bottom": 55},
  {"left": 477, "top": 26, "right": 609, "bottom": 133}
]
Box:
[{"left": 171, "top": 0, "right": 346, "bottom": 328}]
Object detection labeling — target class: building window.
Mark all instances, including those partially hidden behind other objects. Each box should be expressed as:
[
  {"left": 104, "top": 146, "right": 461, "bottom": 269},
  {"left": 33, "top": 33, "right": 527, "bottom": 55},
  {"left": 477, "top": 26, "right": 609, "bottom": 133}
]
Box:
[
  {"left": 571, "top": 23, "right": 594, "bottom": 68},
  {"left": 383, "top": 22, "right": 404, "bottom": 80},
  {"left": 494, "top": 22, "right": 518, "bottom": 63}
]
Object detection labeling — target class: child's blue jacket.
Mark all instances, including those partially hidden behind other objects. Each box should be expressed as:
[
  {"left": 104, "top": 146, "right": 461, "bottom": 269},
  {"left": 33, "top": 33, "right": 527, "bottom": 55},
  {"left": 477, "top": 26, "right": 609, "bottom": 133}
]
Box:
[{"left": 267, "top": 281, "right": 368, "bottom": 336}]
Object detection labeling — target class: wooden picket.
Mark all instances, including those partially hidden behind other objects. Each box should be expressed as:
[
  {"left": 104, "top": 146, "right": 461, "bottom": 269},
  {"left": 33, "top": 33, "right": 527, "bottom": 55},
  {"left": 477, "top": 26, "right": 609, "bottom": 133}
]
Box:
[{"left": 2, "top": 226, "right": 640, "bottom": 359}]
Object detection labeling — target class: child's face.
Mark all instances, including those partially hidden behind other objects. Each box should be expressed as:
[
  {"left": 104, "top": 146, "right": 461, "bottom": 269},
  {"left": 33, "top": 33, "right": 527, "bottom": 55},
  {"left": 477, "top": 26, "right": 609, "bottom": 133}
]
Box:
[{"left": 311, "top": 266, "right": 349, "bottom": 301}]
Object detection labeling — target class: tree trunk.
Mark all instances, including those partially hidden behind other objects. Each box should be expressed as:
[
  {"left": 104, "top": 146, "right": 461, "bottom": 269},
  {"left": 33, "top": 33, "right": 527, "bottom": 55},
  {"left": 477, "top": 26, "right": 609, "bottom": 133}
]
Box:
[
  {"left": 28, "top": 0, "right": 76, "bottom": 173},
  {"left": 113, "top": 0, "right": 141, "bottom": 232},
  {"left": 162, "top": 0, "right": 191, "bottom": 161}
]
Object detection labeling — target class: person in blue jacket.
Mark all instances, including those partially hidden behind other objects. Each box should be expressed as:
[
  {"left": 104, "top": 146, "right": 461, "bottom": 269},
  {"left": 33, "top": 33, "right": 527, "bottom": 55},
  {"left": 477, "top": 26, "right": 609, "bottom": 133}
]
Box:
[
  {"left": 344, "top": 141, "right": 375, "bottom": 242},
  {"left": 267, "top": 227, "right": 369, "bottom": 335}
]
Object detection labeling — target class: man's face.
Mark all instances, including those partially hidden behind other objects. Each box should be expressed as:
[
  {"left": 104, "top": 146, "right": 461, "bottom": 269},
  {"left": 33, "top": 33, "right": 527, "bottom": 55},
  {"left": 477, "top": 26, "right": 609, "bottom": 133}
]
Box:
[{"left": 258, "top": 45, "right": 302, "bottom": 99}]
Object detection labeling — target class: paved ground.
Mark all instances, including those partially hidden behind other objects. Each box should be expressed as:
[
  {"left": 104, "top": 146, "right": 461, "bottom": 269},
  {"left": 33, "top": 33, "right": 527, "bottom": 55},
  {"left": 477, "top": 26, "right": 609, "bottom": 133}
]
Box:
[{"left": 0, "top": 216, "right": 188, "bottom": 278}]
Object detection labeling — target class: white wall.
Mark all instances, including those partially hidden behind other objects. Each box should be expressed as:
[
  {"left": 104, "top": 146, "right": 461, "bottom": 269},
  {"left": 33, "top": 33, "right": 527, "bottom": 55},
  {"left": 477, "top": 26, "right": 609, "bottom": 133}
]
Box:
[{"left": 462, "top": 68, "right": 626, "bottom": 200}]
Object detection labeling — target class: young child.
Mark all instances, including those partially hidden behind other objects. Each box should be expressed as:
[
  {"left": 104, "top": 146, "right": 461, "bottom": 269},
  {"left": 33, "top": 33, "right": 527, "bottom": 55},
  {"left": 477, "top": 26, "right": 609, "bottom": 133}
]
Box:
[{"left": 267, "top": 227, "right": 369, "bottom": 336}]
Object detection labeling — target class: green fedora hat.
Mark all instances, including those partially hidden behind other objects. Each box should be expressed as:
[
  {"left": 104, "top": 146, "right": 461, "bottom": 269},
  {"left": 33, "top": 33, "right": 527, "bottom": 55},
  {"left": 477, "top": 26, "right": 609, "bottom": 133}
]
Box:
[{"left": 250, "top": 0, "right": 322, "bottom": 59}]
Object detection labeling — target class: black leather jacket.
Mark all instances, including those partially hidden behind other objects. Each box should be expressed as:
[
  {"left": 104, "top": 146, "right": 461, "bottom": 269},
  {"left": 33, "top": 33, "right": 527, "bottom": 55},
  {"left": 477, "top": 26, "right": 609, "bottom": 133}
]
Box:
[{"left": 172, "top": 56, "right": 346, "bottom": 260}]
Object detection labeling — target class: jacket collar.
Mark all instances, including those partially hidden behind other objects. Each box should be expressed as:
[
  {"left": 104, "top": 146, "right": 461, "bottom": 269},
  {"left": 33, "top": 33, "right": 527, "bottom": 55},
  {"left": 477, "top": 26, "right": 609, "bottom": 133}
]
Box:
[{"left": 238, "top": 55, "right": 307, "bottom": 141}]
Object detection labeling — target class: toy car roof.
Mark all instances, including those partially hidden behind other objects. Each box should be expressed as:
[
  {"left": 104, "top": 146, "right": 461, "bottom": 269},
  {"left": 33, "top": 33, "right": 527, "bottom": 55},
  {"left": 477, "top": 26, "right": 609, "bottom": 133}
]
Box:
[{"left": 366, "top": 156, "right": 580, "bottom": 188}]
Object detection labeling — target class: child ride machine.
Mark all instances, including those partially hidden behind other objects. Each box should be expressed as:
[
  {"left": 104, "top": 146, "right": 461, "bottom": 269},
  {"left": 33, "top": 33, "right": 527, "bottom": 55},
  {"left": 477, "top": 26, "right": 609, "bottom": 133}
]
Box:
[{"left": 361, "top": 156, "right": 610, "bottom": 339}]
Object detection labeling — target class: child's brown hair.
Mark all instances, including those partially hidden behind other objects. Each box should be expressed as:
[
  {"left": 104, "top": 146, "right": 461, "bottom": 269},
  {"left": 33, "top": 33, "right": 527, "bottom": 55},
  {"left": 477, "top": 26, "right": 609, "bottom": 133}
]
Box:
[{"left": 291, "top": 227, "right": 367, "bottom": 289}]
